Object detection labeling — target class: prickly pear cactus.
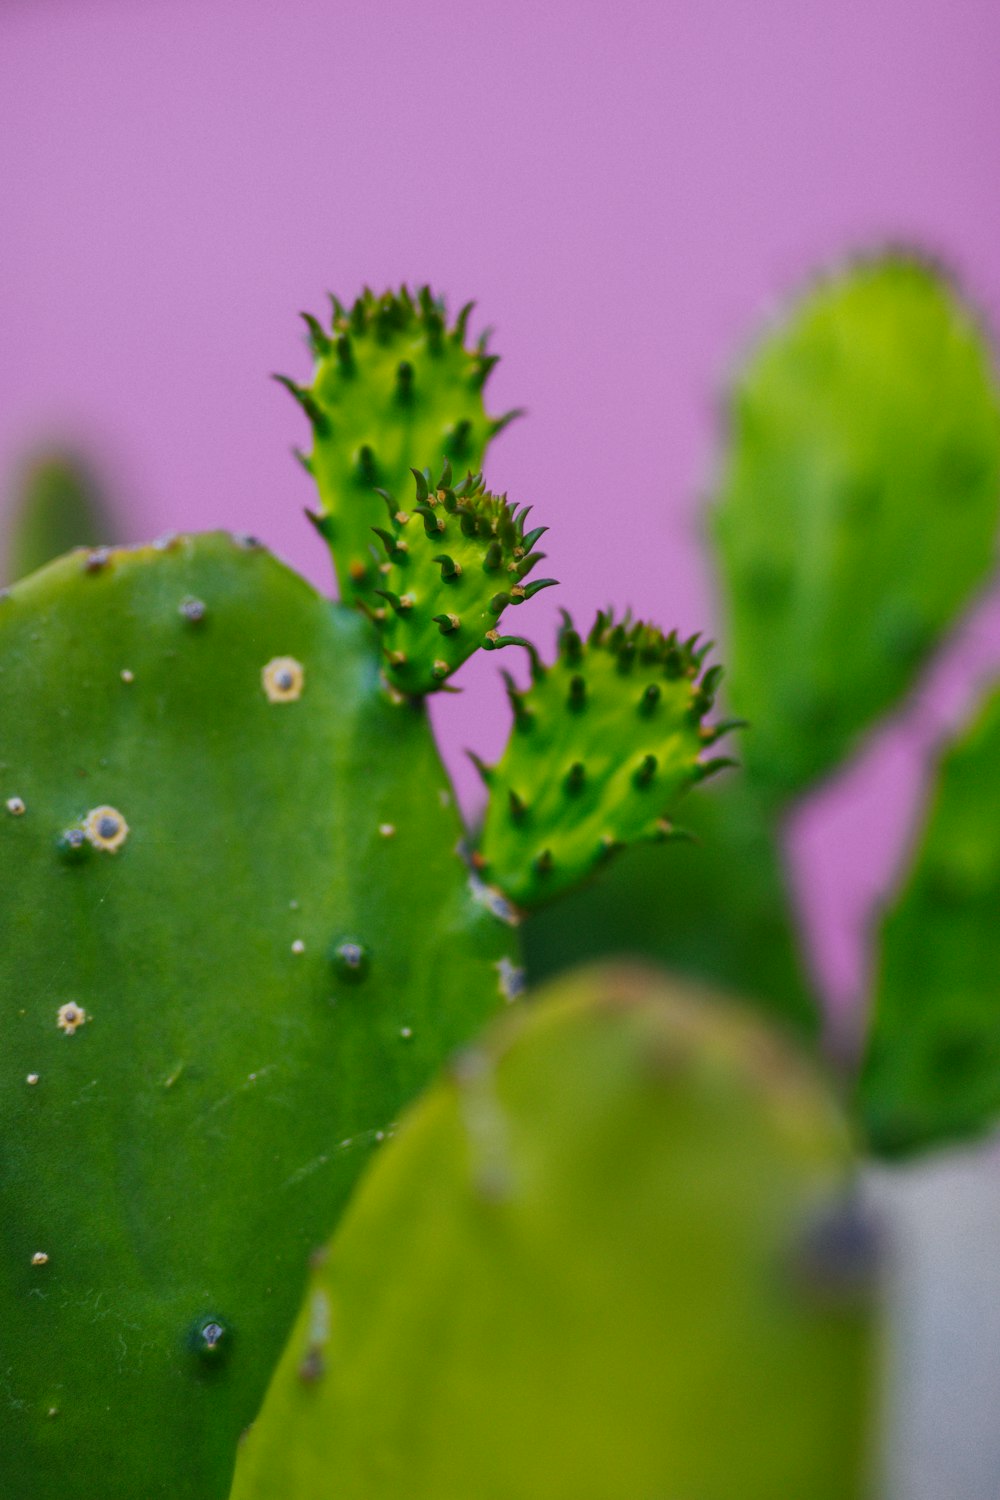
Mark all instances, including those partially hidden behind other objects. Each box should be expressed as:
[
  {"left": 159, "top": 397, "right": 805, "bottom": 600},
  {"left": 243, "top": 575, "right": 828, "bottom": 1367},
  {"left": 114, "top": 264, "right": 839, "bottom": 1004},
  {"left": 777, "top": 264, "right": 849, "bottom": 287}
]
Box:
[
  {"left": 474, "top": 611, "right": 733, "bottom": 908},
  {"left": 527, "top": 253, "right": 1000, "bottom": 1050},
  {"left": 232, "top": 966, "right": 876, "bottom": 1500},
  {"left": 370, "top": 464, "right": 555, "bottom": 693},
  {"left": 1, "top": 281, "right": 743, "bottom": 1500},
  {"left": 280, "top": 288, "right": 517, "bottom": 598},
  {"left": 860, "top": 683, "right": 1000, "bottom": 1156},
  {"left": 4, "top": 448, "right": 114, "bottom": 584},
  {"left": 524, "top": 779, "right": 819, "bottom": 1037},
  {"left": 0, "top": 535, "right": 514, "bottom": 1500},
  {"left": 713, "top": 254, "right": 1000, "bottom": 801}
]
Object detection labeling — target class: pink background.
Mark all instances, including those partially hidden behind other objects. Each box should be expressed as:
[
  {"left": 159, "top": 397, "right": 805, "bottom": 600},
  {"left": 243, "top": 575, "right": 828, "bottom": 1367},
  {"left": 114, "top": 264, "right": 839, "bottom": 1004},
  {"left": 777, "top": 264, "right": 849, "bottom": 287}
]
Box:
[{"left": 3, "top": 0, "right": 999, "bottom": 1019}]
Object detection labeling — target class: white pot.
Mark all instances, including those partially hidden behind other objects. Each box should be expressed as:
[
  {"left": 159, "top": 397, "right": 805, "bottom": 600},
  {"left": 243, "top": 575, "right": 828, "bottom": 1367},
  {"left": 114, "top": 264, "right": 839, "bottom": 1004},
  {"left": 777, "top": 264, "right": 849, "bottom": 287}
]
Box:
[{"left": 867, "top": 1134, "right": 1000, "bottom": 1500}]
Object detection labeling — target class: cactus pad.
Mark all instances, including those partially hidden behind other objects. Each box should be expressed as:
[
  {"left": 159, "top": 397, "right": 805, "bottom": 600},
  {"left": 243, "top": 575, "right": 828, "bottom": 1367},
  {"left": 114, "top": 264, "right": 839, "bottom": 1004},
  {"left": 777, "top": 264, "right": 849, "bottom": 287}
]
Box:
[
  {"left": 713, "top": 254, "right": 1000, "bottom": 800},
  {"left": 232, "top": 966, "right": 874, "bottom": 1500},
  {"left": 0, "top": 534, "right": 514, "bottom": 1500},
  {"left": 524, "top": 779, "right": 820, "bottom": 1039},
  {"left": 370, "top": 464, "right": 555, "bottom": 693},
  {"left": 860, "top": 683, "right": 1000, "bottom": 1156},
  {"left": 282, "top": 288, "right": 515, "bottom": 598},
  {"left": 4, "top": 448, "right": 114, "bottom": 584},
  {"left": 474, "top": 611, "right": 733, "bottom": 907}
]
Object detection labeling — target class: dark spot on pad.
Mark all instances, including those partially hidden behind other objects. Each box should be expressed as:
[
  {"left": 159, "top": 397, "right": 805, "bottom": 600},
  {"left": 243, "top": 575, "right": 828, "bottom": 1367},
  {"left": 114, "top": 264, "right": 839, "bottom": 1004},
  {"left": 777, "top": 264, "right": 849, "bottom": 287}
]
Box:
[
  {"left": 792, "top": 1195, "right": 881, "bottom": 1305},
  {"left": 331, "top": 940, "right": 370, "bottom": 982},
  {"left": 298, "top": 1347, "right": 325, "bottom": 1383},
  {"left": 191, "top": 1315, "right": 232, "bottom": 1366},
  {"left": 57, "top": 828, "right": 89, "bottom": 861}
]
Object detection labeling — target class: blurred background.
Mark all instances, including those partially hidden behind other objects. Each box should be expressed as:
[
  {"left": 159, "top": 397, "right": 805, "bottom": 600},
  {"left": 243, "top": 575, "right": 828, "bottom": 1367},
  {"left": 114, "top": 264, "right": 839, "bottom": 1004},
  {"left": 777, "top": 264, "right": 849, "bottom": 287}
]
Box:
[{"left": 3, "top": 0, "right": 999, "bottom": 1026}]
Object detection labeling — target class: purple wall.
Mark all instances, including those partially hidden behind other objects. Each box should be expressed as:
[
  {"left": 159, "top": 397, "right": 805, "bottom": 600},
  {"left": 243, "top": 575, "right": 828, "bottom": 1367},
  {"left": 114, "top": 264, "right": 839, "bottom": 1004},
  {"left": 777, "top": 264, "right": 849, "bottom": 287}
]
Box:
[{"left": 3, "top": 0, "right": 999, "bottom": 1019}]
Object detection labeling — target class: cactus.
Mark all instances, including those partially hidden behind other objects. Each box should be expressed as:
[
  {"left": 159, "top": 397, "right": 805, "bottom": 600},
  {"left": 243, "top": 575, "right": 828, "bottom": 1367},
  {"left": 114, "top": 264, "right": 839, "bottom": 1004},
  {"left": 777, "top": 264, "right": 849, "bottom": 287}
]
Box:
[
  {"left": 281, "top": 287, "right": 518, "bottom": 599},
  {"left": 3, "top": 448, "right": 115, "bottom": 584},
  {"left": 231, "top": 966, "right": 876, "bottom": 1500},
  {"left": 524, "top": 779, "right": 818, "bottom": 1036},
  {"left": 527, "top": 252, "right": 1000, "bottom": 1069},
  {"left": 475, "top": 612, "right": 730, "bottom": 908},
  {"left": 0, "top": 533, "right": 514, "bottom": 1500},
  {"left": 860, "top": 684, "right": 1000, "bottom": 1156},
  {"left": 714, "top": 253, "right": 1000, "bottom": 802},
  {"left": 370, "top": 465, "right": 556, "bottom": 694},
  {"left": 0, "top": 289, "right": 730, "bottom": 1500}
]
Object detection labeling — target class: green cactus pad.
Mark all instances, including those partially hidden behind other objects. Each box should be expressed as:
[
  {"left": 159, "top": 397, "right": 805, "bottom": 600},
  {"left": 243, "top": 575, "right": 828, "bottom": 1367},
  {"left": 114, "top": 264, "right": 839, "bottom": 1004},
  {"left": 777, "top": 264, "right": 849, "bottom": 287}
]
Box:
[
  {"left": 524, "top": 778, "right": 820, "bottom": 1039},
  {"left": 860, "top": 683, "right": 1000, "bottom": 1157},
  {"left": 474, "top": 611, "right": 733, "bottom": 908},
  {"left": 712, "top": 254, "right": 1000, "bottom": 800},
  {"left": 0, "top": 534, "right": 514, "bottom": 1500},
  {"left": 231, "top": 966, "right": 875, "bottom": 1500},
  {"left": 370, "top": 464, "right": 556, "bottom": 694},
  {"left": 4, "top": 448, "right": 114, "bottom": 584},
  {"left": 281, "top": 287, "right": 515, "bottom": 598}
]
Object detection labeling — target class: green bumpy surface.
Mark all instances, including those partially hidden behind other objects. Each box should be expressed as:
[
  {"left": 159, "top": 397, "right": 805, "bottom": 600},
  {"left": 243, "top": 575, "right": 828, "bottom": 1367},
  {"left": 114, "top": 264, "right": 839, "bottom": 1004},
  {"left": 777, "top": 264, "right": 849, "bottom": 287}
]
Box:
[
  {"left": 525, "top": 778, "right": 820, "bottom": 1039},
  {"left": 860, "top": 683, "right": 1000, "bottom": 1157},
  {"left": 475, "top": 611, "right": 730, "bottom": 908},
  {"left": 371, "top": 466, "right": 555, "bottom": 694},
  {"left": 283, "top": 288, "right": 513, "bottom": 598},
  {"left": 232, "top": 966, "right": 874, "bottom": 1500},
  {"left": 0, "top": 535, "right": 514, "bottom": 1500},
  {"left": 713, "top": 254, "right": 1000, "bottom": 801},
  {"left": 4, "top": 449, "right": 113, "bottom": 585}
]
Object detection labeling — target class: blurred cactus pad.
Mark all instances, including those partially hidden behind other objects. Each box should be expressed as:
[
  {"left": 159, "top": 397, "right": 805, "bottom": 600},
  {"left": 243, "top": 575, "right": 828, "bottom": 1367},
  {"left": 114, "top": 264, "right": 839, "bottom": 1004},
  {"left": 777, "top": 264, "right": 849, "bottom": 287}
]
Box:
[
  {"left": 0, "top": 289, "right": 731, "bottom": 1499},
  {"left": 528, "top": 253, "right": 1000, "bottom": 1151},
  {"left": 3, "top": 448, "right": 116, "bottom": 585},
  {"left": 716, "top": 255, "right": 1000, "bottom": 800},
  {"left": 232, "top": 967, "right": 876, "bottom": 1500},
  {"left": 861, "top": 683, "right": 1000, "bottom": 1154}
]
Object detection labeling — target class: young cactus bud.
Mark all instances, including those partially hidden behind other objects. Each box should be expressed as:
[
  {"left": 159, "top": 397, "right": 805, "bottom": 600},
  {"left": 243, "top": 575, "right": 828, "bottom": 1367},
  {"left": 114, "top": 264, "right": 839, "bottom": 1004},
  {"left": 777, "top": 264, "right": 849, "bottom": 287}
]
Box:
[
  {"left": 279, "top": 288, "right": 518, "bottom": 599},
  {"left": 371, "top": 465, "right": 556, "bottom": 695},
  {"left": 473, "top": 611, "right": 736, "bottom": 908}
]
